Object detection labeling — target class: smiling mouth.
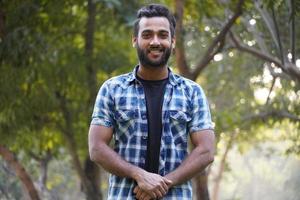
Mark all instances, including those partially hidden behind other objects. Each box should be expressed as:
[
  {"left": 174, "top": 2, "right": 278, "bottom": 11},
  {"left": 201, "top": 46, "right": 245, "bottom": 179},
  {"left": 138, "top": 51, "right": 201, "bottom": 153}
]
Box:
[{"left": 147, "top": 47, "right": 164, "bottom": 54}]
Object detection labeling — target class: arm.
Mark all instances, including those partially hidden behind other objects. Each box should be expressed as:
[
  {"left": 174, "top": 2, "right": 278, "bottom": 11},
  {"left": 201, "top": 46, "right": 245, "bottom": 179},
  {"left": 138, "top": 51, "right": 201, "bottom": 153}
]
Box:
[
  {"left": 134, "top": 129, "right": 214, "bottom": 199},
  {"left": 88, "top": 124, "right": 171, "bottom": 198},
  {"left": 165, "top": 129, "right": 215, "bottom": 186},
  {"left": 88, "top": 124, "right": 137, "bottom": 178}
]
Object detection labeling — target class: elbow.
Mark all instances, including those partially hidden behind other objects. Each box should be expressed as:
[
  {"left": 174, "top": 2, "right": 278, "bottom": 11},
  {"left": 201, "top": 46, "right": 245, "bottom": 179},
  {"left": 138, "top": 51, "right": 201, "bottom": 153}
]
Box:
[
  {"left": 89, "top": 146, "right": 100, "bottom": 163},
  {"left": 207, "top": 152, "right": 214, "bottom": 164},
  {"left": 207, "top": 145, "right": 215, "bottom": 164},
  {"left": 89, "top": 149, "right": 96, "bottom": 162},
  {"left": 201, "top": 147, "right": 214, "bottom": 165}
]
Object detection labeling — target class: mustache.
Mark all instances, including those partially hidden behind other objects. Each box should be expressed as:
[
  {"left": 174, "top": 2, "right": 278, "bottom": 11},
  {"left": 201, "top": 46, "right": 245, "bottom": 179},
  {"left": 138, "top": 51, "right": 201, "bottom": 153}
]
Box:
[{"left": 148, "top": 45, "right": 164, "bottom": 51}]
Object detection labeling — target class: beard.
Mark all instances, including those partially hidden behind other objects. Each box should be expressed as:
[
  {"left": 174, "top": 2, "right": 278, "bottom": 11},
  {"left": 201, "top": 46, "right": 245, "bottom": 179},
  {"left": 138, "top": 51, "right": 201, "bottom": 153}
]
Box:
[{"left": 136, "top": 44, "right": 172, "bottom": 68}]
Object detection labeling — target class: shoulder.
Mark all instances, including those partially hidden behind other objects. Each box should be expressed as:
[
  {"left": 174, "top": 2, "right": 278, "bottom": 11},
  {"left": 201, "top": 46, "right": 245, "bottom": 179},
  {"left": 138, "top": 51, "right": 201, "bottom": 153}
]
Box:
[
  {"left": 101, "top": 72, "right": 133, "bottom": 89},
  {"left": 172, "top": 73, "right": 205, "bottom": 96}
]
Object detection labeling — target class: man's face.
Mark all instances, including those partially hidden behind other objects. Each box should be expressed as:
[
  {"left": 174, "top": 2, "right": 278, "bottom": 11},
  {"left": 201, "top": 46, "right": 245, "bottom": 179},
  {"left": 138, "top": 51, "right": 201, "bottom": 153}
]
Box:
[{"left": 133, "top": 17, "right": 175, "bottom": 68}]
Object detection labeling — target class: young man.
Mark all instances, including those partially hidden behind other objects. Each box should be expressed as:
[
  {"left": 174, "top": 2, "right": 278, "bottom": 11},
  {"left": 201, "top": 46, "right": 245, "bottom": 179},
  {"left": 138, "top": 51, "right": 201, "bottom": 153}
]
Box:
[{"left": 88, "top": 4, "right": 215, "bottom": 200}]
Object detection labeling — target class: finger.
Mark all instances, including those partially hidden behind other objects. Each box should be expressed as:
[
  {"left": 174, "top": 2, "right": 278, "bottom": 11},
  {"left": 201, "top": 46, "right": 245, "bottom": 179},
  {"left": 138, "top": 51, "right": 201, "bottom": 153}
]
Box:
[
  {"left": 156, "top": 180, "right": 168, "bottom": 195},
  {"left": 133, "top": 186, "right": 139, "bottom": 194},
  {"left": 144, "top": 195, "right": 152, "bottom": 200},
  {"left": 139, "top": 191, "right": 148, "bottom": 200},
  {"left": 158, "top": 186, "right": 167, "bottom": 197},
  {"left": 136, "top": 189, "right": 142, "bottom": 199},
  {"left": 154, "top": 189, "right": 163, "bottom": 199},
  {"left": 159, "top": 186, "right": 168, "bottom": 198},
  {"left": 133, "top": 186, "right": 138, "bottom": 194},
  {"left": 151, "top": 192, "right": 157, "bottom": 199},
  {"left": 160, "top": 181, "right": 168, "bottom": 193}
]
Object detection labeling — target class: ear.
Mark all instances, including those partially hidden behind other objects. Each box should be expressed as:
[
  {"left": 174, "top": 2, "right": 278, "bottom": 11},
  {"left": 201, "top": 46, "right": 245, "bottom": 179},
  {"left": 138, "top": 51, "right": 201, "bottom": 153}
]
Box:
[
  {"left": 132, "top": 36, "right": 137, "bottom": 48},
  {"left": 171, "top": 36, "right": 176, "bottom": 49}
]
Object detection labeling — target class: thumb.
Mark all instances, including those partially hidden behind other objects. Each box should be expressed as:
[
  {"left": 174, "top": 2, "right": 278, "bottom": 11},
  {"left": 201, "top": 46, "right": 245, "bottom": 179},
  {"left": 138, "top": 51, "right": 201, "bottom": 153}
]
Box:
[{"left": 163, "top": 177, "right": 173, "bottom": 185}]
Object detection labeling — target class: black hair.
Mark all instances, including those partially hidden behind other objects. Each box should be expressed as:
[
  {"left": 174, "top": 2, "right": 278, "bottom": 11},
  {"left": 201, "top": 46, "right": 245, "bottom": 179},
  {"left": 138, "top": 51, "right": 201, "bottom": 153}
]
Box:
[{"left": 133, "top": 4, "right": 176, "bottom": 38}]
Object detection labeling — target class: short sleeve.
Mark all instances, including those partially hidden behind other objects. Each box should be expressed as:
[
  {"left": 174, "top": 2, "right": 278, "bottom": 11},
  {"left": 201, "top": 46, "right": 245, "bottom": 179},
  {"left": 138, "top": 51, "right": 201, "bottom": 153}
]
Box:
[
  {"left": 91, "top": 81, "right": 114, "bottom": 127},
  {"left": 188, "top": 85, "right": 214, "bottom": 133}
]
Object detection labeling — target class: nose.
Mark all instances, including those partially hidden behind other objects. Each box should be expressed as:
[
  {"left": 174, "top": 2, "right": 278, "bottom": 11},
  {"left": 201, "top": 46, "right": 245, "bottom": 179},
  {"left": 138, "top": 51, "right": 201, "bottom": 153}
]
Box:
[{"left": 150, "top": 35, "right": 160, "bottom": 45}]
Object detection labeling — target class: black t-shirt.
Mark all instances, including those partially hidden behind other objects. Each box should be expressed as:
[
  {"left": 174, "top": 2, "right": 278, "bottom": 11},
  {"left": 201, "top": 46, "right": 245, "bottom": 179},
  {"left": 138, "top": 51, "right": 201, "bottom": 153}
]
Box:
[{"left": 137, "top": 75, "right": 168, "bottom": 173}]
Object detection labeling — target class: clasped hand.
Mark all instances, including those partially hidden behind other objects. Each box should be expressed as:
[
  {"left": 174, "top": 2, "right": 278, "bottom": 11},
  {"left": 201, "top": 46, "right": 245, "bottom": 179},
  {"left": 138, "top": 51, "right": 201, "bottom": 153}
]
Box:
[{"left": 134, "top": 171, "right": 172, "bottom": 200}]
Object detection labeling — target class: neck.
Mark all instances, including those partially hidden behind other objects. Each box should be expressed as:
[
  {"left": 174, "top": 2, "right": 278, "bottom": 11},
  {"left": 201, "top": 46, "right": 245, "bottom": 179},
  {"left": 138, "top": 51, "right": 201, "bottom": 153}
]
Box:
[{"left": 137, "top": 65, "right": 168, "bottom": 80}]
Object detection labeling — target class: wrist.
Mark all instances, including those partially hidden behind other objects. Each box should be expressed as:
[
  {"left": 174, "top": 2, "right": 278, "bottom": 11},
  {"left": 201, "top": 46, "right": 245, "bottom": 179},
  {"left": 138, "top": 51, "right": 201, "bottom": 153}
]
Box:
[
  {"left": 165, "top": 173, "right": 177, "bottom": 187},
  {"left": 130, "top": 167, "right": 145, "bottom": 182}
]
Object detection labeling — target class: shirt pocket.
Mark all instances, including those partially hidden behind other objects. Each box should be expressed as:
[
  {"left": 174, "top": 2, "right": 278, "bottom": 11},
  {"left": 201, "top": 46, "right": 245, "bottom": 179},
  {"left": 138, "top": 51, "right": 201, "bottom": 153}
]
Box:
[
  {"left": 169, "top": 110, "right": 191, "bottom": 148},
  {"left": 114, "top": 109, "right": 138, "bottom": 143}
]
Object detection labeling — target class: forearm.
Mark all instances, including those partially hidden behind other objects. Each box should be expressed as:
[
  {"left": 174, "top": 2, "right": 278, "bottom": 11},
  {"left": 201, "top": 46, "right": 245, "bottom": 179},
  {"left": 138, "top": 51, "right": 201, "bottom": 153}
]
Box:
[
  {"left": 165, "top": 146, "right": 214, "bottom": 186},
  {"left": 90, "top": 142, "right": 143, "bottom": 180},
  {"left": 91, "top": 142, "right": 172, "bottom": 199},
  {"left": 89, "top": 125, "right": 172, "bottom": 199}
]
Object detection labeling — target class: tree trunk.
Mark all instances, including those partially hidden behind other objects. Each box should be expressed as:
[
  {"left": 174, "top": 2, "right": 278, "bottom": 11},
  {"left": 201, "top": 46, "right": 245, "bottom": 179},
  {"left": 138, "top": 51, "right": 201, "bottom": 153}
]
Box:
[
  {"left": 84, "top": 0, "right": 102, "bottom": 199},
  {"left": 174, "top": 0, "right": 193, "bottom": 79},
  {"left": 29, "top": 150, "right": 52, "bottom": 194},
  {"left": 173, "top": 1, "right": 245, "bottom": 199},
  {"left": 0, "top": 145, "right": 40, "bottom": 200},
  {"left": 84, "top": 157, "right": 102, "bottom": 200},
  {"left": 62, "top": 131, "right": 101, "bottom": 200},
  {"left": 55, "top": 90, "right": 101, "bottom": 200},
  {"left": 194, "top": 171, "right": 210, "bottom": 200},
  {"left": 0, "top": 7, "right": 6, "bottom": 39},
  {"left": 211, "top": 131, "right": 236, "bottom": 200}
]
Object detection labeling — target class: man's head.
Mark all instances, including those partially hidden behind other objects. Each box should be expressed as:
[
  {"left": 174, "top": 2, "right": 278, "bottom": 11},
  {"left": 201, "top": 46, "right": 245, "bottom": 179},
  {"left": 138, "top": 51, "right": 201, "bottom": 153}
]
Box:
[
  {"left": 132, "top": 4, "right": 176, "bottom": 68},
  {"left": 133, "top": 4, "right": 176, "bottom": 38}
]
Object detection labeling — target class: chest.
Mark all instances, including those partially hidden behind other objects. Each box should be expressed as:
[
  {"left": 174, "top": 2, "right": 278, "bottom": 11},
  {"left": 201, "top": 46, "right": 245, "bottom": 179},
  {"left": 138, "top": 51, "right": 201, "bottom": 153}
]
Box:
[{"left": 113, "top": 83, "right": 192, "bottom": 114}]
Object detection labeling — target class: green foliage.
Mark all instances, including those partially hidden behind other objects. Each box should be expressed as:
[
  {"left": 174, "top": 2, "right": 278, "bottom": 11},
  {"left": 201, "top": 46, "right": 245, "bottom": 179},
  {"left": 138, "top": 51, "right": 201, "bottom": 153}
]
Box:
[
  {"left": 0, "top": 0, "right": 299, "bottom": 198},
  {"left": 263, "top": 0, "right": 284, "bottom": 10}
]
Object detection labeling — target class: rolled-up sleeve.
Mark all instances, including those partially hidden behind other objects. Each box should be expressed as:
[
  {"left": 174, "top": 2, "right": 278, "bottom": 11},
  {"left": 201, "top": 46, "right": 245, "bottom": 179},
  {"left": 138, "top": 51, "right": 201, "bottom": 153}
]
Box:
[
  {"left": 188, "top": 85, "right": 214, "bottom": 133},
  {"left": 91, "top": 81, "right": 114, "bottom": 127}
]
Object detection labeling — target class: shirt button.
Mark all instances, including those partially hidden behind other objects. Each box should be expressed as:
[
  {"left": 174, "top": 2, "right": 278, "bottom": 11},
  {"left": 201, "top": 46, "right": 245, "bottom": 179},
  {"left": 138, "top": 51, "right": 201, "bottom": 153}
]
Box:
[
  {"left": 141, "top": 158, "right": 145, "bottom": 163},
  {"left": 142, "top": 136, "right": 147, "bottom": 140},
  {"left": 142, "top": 114, "right": 147, "bottom": 120}
]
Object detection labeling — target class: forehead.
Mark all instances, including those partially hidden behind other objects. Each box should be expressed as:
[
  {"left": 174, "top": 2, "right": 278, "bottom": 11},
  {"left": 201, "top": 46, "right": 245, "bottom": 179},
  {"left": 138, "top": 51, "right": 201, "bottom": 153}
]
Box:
[{"left": 138, "top": 17, "right": 170, "bottom": 33}]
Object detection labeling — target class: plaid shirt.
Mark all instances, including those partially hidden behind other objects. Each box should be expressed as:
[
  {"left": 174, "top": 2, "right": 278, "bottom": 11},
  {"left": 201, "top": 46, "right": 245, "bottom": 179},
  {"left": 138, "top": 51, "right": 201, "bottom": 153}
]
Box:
[{"left": 91, "top": 66, "right": 213, "bottom": 200}]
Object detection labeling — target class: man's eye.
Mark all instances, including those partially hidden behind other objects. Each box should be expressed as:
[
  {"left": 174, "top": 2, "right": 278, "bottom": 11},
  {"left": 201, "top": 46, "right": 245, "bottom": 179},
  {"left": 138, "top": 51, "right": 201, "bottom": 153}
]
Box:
[
  {"left": 160, "top": 33, "right": 169, "bottom": 38},
  {"left": 142, "top": 33, "right": 151, "bottom": 38}
]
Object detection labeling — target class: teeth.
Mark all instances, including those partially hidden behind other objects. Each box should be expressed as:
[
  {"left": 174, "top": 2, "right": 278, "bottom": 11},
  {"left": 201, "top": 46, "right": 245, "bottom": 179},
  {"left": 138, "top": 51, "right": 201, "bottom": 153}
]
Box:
[{"left": 149, "top": 49, "right": 162, "bottom": 52}]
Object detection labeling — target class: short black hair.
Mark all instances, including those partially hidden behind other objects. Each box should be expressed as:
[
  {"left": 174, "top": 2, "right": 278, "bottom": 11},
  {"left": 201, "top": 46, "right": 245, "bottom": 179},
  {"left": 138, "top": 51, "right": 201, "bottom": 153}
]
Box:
[{"left": 133, "top": 4, "right": 176, "bottom": 38}]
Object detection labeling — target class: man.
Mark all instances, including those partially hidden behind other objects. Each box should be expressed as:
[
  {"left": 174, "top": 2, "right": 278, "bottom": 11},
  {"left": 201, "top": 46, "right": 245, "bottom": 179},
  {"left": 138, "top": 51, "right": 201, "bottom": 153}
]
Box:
[{"left": 88, "top": 4, "right": 215, "bottom": 200}]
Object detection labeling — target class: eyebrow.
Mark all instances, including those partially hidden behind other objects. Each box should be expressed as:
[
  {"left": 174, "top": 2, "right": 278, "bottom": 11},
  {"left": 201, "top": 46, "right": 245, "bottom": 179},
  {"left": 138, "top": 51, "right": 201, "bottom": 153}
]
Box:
[{"left": 141, "top": 29, "right": 170, "bottom": 34}]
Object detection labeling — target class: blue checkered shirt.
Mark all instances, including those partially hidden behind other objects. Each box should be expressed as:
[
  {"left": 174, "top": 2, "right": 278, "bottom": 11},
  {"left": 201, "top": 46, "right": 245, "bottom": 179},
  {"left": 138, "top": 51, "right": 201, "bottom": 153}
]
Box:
[{"left": 91, "top": 66, "right": 213, "bottom": 200}]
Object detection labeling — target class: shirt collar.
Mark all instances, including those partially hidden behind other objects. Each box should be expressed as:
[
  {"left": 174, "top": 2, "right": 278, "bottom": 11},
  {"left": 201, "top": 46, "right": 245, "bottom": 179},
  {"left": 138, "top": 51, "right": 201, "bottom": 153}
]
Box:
[{"left": 127, "top": 65, "right": 178, "bottom": 86}]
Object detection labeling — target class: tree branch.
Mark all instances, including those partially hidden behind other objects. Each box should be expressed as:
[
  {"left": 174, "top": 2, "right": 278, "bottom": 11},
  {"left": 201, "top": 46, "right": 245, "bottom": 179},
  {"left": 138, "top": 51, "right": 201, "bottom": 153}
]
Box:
[
  {"left": 241, "top": 17, "right": 269, "bottom": 54},
  {"left": 229, "top": 31, "right": 282, "bottom": 67},
  {"left": 0, "top": 145, "right": 41, "bottom": 200},
  {"left": 254, "top": 0, "right": 279, "bottom": 52},
  {"left": 191, "top": 0, "right": 245, "bottom": 80},
  {"left": 229, "top": 32, "right": 300, "bottom": 82},
  {"left": 266, "top": 63, "right": 288, "bottom": 80},
  {"left": 288, "top": 0, "right": 296, "bottom": 64},
  {"left": 265, "top": 77, "right": 276, "bottom": 105},
  {"left": 271, "top": 5, "right": 285, "bottom": 65},
  {"left": 242, "top": 110, "right": 300, "bottom": 123}
]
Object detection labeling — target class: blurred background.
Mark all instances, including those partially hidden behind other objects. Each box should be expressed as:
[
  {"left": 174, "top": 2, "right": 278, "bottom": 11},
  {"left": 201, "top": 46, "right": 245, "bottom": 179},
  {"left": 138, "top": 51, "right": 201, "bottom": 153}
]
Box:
[{"left": 0, "top": 0, "right": 299, "bottom": 199}]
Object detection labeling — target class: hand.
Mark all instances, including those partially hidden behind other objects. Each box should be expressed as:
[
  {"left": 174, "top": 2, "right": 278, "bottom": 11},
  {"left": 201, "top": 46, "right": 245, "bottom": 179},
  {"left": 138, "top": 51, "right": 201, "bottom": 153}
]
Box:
[
  {"left": 133, "top": 186, "right": 154, "bottom": 200},
  {"left": 134, "top": 170, "right": 172, "bottom": 199}
]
